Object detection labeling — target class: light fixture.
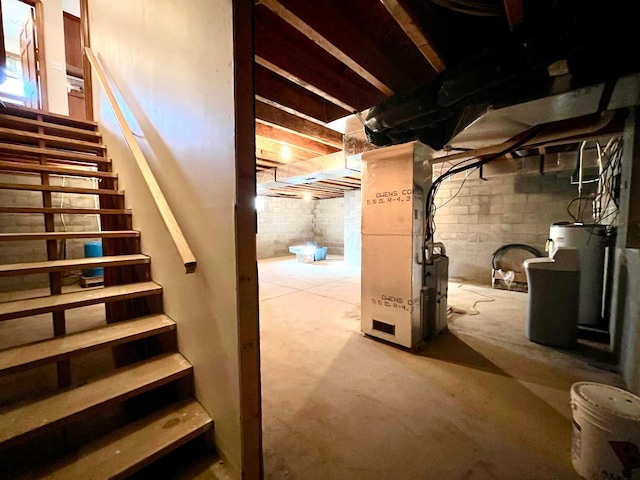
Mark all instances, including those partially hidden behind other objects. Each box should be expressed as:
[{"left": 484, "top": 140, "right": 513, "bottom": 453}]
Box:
[
  {"left": 281, "top": 145, "right": 291, "bottom": 160},
  {"left": 303, "top": 192, "right": 312, "bottom": 202}
]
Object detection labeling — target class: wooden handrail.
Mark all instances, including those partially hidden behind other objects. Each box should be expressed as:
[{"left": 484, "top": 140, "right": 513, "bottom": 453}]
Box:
[{"left": 84, "top": 47, "right": 196, "bottom": 274}]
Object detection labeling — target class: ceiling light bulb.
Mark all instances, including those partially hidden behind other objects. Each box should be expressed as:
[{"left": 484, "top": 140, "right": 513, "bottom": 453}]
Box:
[
  {"left": 303, "top": 193, "right": 312, "bottom": 201},
  {"left": 281, "top": 145, "right": 291, "bottom": 160}
]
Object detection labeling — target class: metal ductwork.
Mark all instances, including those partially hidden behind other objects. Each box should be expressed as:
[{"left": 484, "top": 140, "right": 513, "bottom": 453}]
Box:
[
  {"left": 363, "top": 0, "right": 640, "bottom": 151},
  {"left": 257, "top": 152, "right": 361, "bottom": 195}
]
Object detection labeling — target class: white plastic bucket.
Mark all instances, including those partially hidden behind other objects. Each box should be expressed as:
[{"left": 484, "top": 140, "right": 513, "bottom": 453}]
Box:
[{"left": 570, "top": 382, "right": 640, "bottom": 479}]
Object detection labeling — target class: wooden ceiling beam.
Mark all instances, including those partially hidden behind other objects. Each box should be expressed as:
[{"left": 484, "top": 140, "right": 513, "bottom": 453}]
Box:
[
  {"left": 255, "top": 7, "right": 385, "bottom": 111},
  {"left": 256, "top": 149, "right": 303, "bottom": 165},
  {"left": 255, "top": 64, "right": 350, "bottom": 125},
  {"left": 256, "top": 101, "right": 343, "bottom": 149},
  {"left": 266, "top": 183, "right": 351, "bottom": 199},
  {"left": 503, "top": 0, "right": 524, "bottom": 31},
  {"left": 256, "top": 158, "right": 283, "bottom": 169},
  {"left": 321, "top": 178, "right": 362, "bottom": 188},
  {"left": 255, "top": 123, "right": 340, "bottom": 157},
  {"left": 255, "top": 56, "right": 358, "bottom": 113},
  {"left": 380, "top": 0, "right": 446, "bottom": 73},
  {"left": 256, "top": 135, "right": 317, "bottom": 163},
  {"left": 256, "top": 95, "right": 327, "bottom": 127},
  {"left": 260, "top": 0, "right": 394, "bottom": 96}
]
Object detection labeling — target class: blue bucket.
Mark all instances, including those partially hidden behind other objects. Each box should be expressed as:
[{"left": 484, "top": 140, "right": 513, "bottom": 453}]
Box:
[{"left": 83, "top": 240, "right": 103, "bottom": 277}]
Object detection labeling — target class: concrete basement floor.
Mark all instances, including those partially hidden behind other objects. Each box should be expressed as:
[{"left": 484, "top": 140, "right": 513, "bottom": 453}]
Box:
[{"left": 259, "top": 255, "right": 625, "bottom": 480}]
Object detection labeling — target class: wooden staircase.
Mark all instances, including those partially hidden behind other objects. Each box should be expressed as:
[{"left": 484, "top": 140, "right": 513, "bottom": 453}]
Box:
[{"left": 0, "top": 105, "right": 212, "bottom": 478}]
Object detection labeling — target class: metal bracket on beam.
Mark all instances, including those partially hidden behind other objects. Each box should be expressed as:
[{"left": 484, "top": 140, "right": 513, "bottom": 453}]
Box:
[{"left": 479, "top": 164, "right": 488, "bottom": 181}]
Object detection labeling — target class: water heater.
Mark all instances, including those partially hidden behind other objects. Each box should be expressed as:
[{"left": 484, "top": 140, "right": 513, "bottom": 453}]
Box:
[{"left": 549, "top": 223, "right": 608, "bottom": 325}]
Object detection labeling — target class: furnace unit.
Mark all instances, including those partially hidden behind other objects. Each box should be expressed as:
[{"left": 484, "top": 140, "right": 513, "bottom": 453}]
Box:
[{"left": 361, "top": 142, "right": 448, "bottom": 348}]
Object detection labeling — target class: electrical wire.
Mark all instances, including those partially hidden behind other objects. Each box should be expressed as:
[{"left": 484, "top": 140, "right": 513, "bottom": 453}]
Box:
[
  {"left": 425, "top": 123, "right": 549, "bottom": 245},
  {"left": 435, "top": 167, "right": 478, "bottom": 211},
  {"left": 449, "top": 283, "right": 496, "bottom": 316},
  {"left": 566, "top": 136, "right": 623, "bottom": 227},
  {"left": 430, "top": 0, "right": 504, "bottom": 17}
]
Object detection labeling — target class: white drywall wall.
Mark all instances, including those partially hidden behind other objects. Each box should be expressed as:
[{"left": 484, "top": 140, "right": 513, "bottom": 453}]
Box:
[
  {"left": 88, "top": 0, "right": 242, "bottom": 475},
  {"left": 41, "top": 0, "right": 69, "bottom": 114}
]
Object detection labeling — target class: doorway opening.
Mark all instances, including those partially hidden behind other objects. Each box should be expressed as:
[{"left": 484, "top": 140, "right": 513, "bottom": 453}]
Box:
[{"left": 0, "top": 0, "right": 41, "bottom": 108}]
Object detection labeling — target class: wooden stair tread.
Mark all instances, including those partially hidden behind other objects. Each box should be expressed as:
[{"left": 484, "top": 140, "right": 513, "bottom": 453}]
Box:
[
  {"left": 0, "top": 314, "right": 175, "bottom": 377},
  {"left": 0, "top": 353, "right": 192, "bottom": 447},
  {"left": 0, "top": 113, "right": 102, "bottom": 142},
  {"left": 0, "top": 207, "right": 131, "bottom": 215},
  {"left": 0, "top": 160, "right": 116, "bottom": 178},
  {"left": 0, "top": 254, "right": 150, "bottom": 277},
  {"left": 0, "top": 281, "right": 162, "bottom": 322},
  {"left": 0, "top": 230, "right": 139, "bottom": 241},
  {"left": 0, "top": 143, "right": 108, "bottom": 164},
  {"left": 0, "top": 182, "right": 122, "bottom": 196},
  {"left": 43, "top": 399, "right": 212, "bottom": 480},
  {"left": 0, "top": 127, "right": 106, "bottom": 153},
  {"left": 0, "top": 105, "right": 99, "bottom": 130}
]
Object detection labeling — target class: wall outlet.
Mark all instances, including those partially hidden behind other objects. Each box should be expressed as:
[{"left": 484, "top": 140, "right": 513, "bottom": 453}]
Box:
[{"left": 51, "top": 61, "right": 63, "bottom": 71}]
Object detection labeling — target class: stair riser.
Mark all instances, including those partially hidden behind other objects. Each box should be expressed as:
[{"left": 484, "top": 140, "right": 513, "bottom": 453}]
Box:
[
  {"left": 0, "top": 182, "right": 123, "bottom": 197},
  {"left": 0, "top": 257, "right": 150, "bottom": 277},
  {"left": 0, "top": 105, "right": 99, "bottom": 131},
  {"left": 1, "top": 368, "right": 193, "bottom": 450},
  {"left": 0, "top": 231, "right": 139, "bottom": 241},
  {"left": 0, "top": 107, "right": 208, "bottom": 478},
  {"left": 0, "top": 289, "right": 162, "bottom": 322},
  {"left": 113, "top": 423, "right": 211, "bottom": 480},
  {"left": 0, "top": 207, "right": 131, "bottom": 215},
  {"left": 0, "top": 161, "right": 116, "bottom": 179},
  {"left": 0, "top": 113, "right": 101, "bottom": 141},
  {"left": 0, "top": 319, "right": 176, "bottom": 378},
  {"left": 0, "top": 128, "right": 107, "bottom": 153}
]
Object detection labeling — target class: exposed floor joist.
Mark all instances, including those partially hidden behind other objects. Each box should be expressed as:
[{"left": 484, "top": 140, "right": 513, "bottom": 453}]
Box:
[
  {"left": 380, "top": 0, "right": 446, "bottom": 73},
  {"left": 255, "top": 123, "right": 340, "bottom": 157},
  {"left": 255, "top": 64, "right": 350, "bottom": 124},
  {"left": 256, "top": 101, "right": 343, "bottom": 149},
  {"left": 259, "top": 0, "right": 394, "bottom": 96},
  {"left": 502, "top": 0, "right": 524, "bottom": 31},
  {"left": 255, "top": 56, "right": 359, "bottom": 114}
]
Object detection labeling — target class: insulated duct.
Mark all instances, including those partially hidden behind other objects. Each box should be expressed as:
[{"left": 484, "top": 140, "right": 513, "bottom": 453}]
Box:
[{"left": 364, "top": 0, "right": 640, "bottom": 151}]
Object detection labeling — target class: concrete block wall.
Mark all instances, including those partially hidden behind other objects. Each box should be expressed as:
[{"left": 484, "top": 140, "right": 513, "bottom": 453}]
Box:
[
  {"left": 344, "top": 189, "right": 362, "bottom": 266},
  {"left": 312, "top": 197, "right": 344, "bottom": 255},
  {"left": 256, "top": 196, "right": 314, "bottom": 259},
  {"left": 0, "top": 173, "right": 101, "bottom": 292},
  {"left": 257, "top": 195, "right": 353, "bottom": 260},
  {"left": 434, "top": 172, "right": 595, "bottom": 285}
]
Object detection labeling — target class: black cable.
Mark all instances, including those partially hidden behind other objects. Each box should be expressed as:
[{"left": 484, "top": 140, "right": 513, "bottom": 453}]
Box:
[
  {"left": 435, "top": 167, "right": 479, "bottom": 211},
  {"left": 491, "top": 244, "right": 543, "bottom": 270},
  {"left": 425, "top": 124, "right": 548, "bottom": 242}
]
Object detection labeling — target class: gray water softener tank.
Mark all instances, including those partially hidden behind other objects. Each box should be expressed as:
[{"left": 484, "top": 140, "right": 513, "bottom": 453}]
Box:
[{"left": 524, "top": 247, "right": 580, "bottom": 348}]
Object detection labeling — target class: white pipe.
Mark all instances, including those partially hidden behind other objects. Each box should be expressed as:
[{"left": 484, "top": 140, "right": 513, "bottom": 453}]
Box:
[{"left": 578, "top": 141, "right": 586, "bottom": 196}]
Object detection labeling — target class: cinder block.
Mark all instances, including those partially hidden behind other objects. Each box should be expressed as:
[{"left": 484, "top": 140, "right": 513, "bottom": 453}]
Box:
[
  {"left": 489, "top": 204, "right": 509, "bottom": 214},
  {"left": 493, "top": 184, "right": 515, "bottom": 195},
  {"left": 435, "top": 214, "right": 458, "bottom": 224},
  {"left": 470, "top": 185, "right": 492, "bottom": 195},
  {"left": 501, "top": 214, "right": 525, "bottom": 224},
  {"left": 469, "top": 205, "right": 489, "bottom": 214},
  {"left": 457, "top": 196, "right": 481, "bottom": 206},
  {"left": 526, "top": 193, "right": 554, "bottom": 203},
  {"left": 449, "top": 205, "right": 469, "bottom": 215}
]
